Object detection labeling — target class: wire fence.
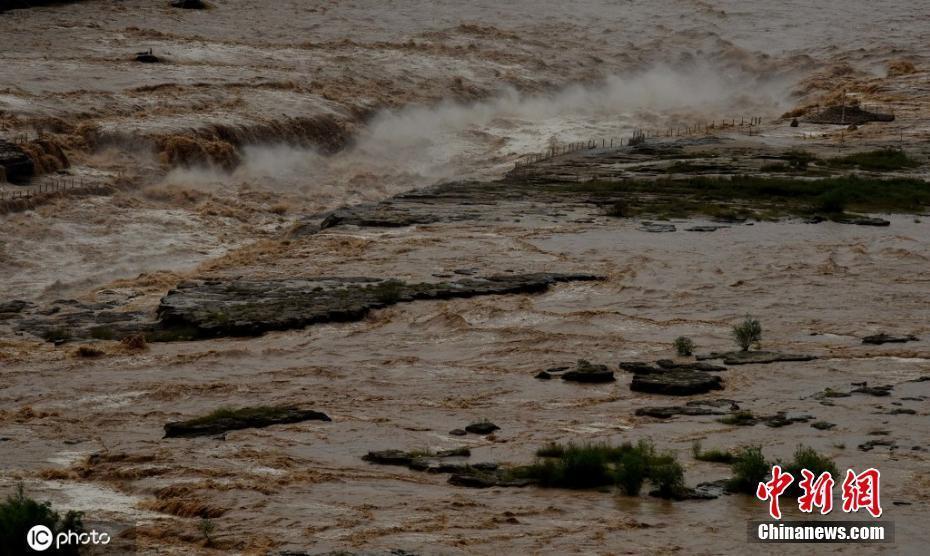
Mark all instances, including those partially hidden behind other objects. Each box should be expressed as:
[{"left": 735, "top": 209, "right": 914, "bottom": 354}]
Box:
[{"left": 512, "top": 116, "right": 765, "bottom": 173}]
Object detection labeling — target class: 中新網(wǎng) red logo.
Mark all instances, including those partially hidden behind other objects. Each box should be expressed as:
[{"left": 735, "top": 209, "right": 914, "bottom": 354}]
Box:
[{"left": 756, "top": 466, "right": 881, "bottom": 519}]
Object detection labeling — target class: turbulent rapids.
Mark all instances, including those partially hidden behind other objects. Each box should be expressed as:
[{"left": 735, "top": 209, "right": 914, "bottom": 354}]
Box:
[{"left": 1, "top": 1, "right": 930, "bottom": 555}]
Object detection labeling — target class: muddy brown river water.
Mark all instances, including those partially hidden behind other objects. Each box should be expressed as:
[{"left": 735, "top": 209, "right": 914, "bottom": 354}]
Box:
[{"left": 2, "top": 1, "right": 930, "bottom": 554}]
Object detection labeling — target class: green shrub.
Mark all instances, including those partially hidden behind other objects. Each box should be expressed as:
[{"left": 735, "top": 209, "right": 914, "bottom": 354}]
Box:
[
  {"left": 614, "top": 442, "right": 652, "bottom": 495},
  {"left": 727, "top": 446, "right": 769, "bottom": 494},
  {"left": 784, "top": 149, "right": 817, "bottom": 170},
  {"left": 673, "top": 336, "right": 695, "bottom": 356},
  {"left": 605, "top": 200, "right": 631, "bottom": 218},
  {"left": 732, "top": 316, "right": 762, "bottom": 351},
  {"left": 692, "top": 441, "right": 737, "bottom": 464},
  {"left": 826, "top": 149, "right": 920, "bottom": 171},
  {"left": 0, "top": 485, "right": 84, "bottom": 556},
  {"left": 649, "top": 458, "right": 686, "bottom": 498},
  {"left": 816, "top": 189, "right": 847, "bottom": 214},
  {"left": 524, "top": 440, "right": 684, "bottom": 496},
  {"left": 783, "top": 446, "right": 838, "bottom": 494}
]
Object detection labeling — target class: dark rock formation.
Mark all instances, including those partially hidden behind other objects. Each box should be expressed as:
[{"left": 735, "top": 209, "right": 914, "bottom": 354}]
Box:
[
  {"left": 320, "top": 203, "right": 444, "bottom": 229},
  {"left": 811, "top": 421, "right": 836, "bottom": 430},
  {"left": 447, "top": 470, "right": 535, "bottom": 488},
  {"left": 685, "top": 225, "right": 729, "bottom": 232},
  {"left": 0, "top": 300, "right": 33, "bottom": 315},
  {"left": 560, "top": 359, "right": 615, "bottom": 383},
  {"left": 0, "top": 140, "right": 34, "bottom": 183},
  {"left": 171, "top": 0, "right": 206, "bottom": 8},
  {"left": 634, "top": 405, "right": 725, "bottom": 419},
  {"left": 833, "top": 215, "right": 890, "bottom": 227},
  {"left": 697, "top": 351, "right": 817, "bottom": 365},
  {"left": 804, "top": 105, "right": 895, "bottom": 125},
  {"left": 163, "top": 406, "right": 330, "bottom": 438},
  {"left": 630, "top": 369, "right": 723, "bottom": 395},
  {"left": 464, "top": 422, "right": 500, "bottom": 435},
  {"left": 858, "top": 439, "right": 896, "bottom": 452},
  {"left": 135, "top": 49, "right": 160, "bottom": 63},
  {"left": 619, "top": 361, "right": 660, "bottom": 374},
  {"left": 655, "top": 359, "right": 727, "bottom": 372},
  {"left": 850, "top": 383, "right": 893, "bottom": 397},
  {"left": 862, "top": 333, "right": 919, "bottom": 345}
]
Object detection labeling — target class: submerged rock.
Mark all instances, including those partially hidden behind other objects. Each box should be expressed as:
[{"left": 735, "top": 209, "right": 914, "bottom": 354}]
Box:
[
  {"left": 363, "top": 447, "right": 470, "bottom": 468},
  {"left": 832, "top": 214, "right": 891, "bottom": 227},
  {"left": 685, "top": 225, "right": 729, "bottom": 232},
  {"left": 561, "top": 359, "right": 615, "bottom": 383},
  {"left": 850, "top": 383, "right": 893, "bottom": 397},
  {"left": 862, "top": 333, "right": 919, "bottom": 345},
  {"left": 638, "top": 221, "right": 677, "bottom": 233},
  {"left": 163, "top": 406, "right": 330, "bottom": 438},
  {"left": 630, "top": 369, "right": 723, "bottom": 396},
  {"left": 634, "top": 405, "right": 724, "bottom": 419}
]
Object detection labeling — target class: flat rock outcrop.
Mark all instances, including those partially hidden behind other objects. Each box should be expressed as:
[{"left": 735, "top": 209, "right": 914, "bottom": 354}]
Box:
[
  {"left": 164, "top": 406, "right": 331, "bottom": 438},
  {"left": 6, "top": 272, "right": 600, "bottom": 342},
  {"left": 630, "top": 369, "right": 724, "bottom": 395},
  {"left": 862, "top": 333, "right": 918, "bottom": 345},
  {"left": 697, "top": 350, "right": 816, "bottom": 365},
  {"left": 157, "top": 273, "right": 600, "bottom": 338}
]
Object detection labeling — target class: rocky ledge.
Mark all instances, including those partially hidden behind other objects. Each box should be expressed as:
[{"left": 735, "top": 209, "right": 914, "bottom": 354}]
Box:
[
  {"left": 5, "top": 272, "right": 600, "bottom": 342},
  {"left": 696, "top": 350, "right": 817, "bottom": 365},
  {"left": 157, "top": 273, "right": 601, "bottom": 338},
  {"left": 163, "top": 406, "right": 331, "bottom": 438}
]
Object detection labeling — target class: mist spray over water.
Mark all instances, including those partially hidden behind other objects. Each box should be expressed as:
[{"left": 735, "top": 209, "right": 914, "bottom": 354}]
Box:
[{"left": 163, "top": 62, "right": 798, "bottom": 208}]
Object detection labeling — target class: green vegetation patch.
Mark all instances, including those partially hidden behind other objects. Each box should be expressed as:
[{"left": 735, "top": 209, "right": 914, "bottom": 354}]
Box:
[
  {"left": 544, "top": 175, "right": 930, "bottom": 217},
  {"left": 510, "top": 440, "right": 684, "bottom": 496},
  {"left": 826, "top": 149, "right": 921, "bottom": 172}
]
